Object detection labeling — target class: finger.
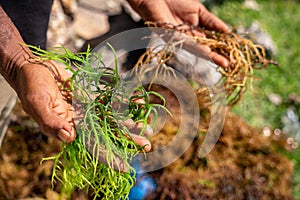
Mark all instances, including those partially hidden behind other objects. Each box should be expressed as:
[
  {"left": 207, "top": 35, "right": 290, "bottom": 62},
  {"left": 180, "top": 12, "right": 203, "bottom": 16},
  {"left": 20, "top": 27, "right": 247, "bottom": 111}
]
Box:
[
  {"left": 130, "top": 134, "right": 152, "bottom": 152},
  {"left": 49, "top": 60, "right": 72, "bottom": 80},
  {"left": 129, "top": 0, "right": 178, "bottom": 24},
  {"left": 58, "top": 128, "right": 76, "bottom": 143},
  {"left": 198, "top": 4, "right": 229, "bottom": 33},
  {"left": 181, "top": 39, "right": 229, "bottom": 68},
  {"left": 119, "top": 118, "right": 135, "bottom": 129},
  {"left": 199, "top": 44, "right": 229, "bottom": 68},
  {"left": 120, "top": 119, "right": 154, "bottom": 137},
  {"left": 196, "top": 43, "right": 230, "bottom": 68},
  {"left": 209, "top": 51, "right": 230, "bottom": 68},
  {"left": 25, "top": 97, "right": 76, "bottom": 143},
  {"left": 52, "top": 99, "right": 75, "bottom": 124},
  {"left": 132, "top": 97, "right": 145, "bottom": 104},
  {"left": 52, "top": 101, "right": 69, "bottom": 118},
  {"left": 130, "top": 122, "right": 154, "bottom": 137},
  {"left": 38, "top": 108, "right": 76, "bottom": 143}
]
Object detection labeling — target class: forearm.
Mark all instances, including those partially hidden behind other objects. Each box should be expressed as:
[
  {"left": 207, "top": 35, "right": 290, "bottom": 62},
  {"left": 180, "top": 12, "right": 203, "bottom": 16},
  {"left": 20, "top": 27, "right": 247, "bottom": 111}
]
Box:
[{"left": 0, "top": 6, "right": 33, "bottom": 90}]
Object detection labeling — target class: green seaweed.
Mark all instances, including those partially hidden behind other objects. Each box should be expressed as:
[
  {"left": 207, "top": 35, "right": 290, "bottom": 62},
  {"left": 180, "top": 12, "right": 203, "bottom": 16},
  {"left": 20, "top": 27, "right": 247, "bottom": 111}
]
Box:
[{"left": 30, "top": 44, "right": 168, "bottom": 199}]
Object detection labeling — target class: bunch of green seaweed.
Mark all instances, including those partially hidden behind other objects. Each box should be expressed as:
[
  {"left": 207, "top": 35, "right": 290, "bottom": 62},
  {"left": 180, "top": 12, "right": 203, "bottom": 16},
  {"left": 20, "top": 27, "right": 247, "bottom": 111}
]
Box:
[{"left": 29, "top": 44, "right": 167, "bottom": 200}]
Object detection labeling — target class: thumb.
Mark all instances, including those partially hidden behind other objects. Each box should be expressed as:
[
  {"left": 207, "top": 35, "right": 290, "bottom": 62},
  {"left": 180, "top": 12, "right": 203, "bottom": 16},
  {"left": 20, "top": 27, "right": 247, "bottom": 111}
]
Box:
[
  {"left": 198, "top": 4, "right": 229, "bottom": 33},
  {"left": 29, "top": 104, "right": 76, "bottom": 143},
  {"left": 58, "top": 127, "right": 76, "bottom": 143}
]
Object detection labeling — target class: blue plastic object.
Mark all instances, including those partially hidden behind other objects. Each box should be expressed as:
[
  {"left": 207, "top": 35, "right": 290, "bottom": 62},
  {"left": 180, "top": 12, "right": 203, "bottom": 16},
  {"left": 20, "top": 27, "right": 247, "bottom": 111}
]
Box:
[{"left": 128, "top": 158, "right": 157, "bottom": 200}]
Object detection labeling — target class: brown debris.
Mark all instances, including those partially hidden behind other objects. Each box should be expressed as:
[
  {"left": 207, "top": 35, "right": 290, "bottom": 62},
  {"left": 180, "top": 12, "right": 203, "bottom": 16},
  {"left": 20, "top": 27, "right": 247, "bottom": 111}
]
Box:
[{"left": 146, "top": 89, "right": 294, "bottom": 200}]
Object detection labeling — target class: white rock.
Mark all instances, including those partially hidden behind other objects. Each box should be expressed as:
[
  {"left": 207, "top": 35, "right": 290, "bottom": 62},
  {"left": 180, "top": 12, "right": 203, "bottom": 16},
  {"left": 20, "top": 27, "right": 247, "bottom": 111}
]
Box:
[
  {"left": 47, "top": 0, "right": 71, "bottom": 48},
  {"left": 72, "top": 6, "right": 109, "bottom": 40},
  {"left": 77, "top": 0, "right": 123, "bottom": 14},
  {"left": 244, "top": 0, "right": 260, "bottom": 11},
  {"left": 267, "top": 93, "right": 282, "bottom": 106}
]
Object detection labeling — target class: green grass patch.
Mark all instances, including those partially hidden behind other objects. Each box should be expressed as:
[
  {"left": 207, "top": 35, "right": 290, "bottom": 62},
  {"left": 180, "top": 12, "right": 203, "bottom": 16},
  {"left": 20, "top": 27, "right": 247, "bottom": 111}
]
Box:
[{"left": 212, "top": 0, "right": 300, "bottom": 198}]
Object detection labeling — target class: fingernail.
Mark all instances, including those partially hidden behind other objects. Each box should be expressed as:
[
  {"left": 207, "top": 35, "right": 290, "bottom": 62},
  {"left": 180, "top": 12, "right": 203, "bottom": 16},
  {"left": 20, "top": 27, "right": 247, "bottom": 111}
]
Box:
[
  {"left": 222, "top": 59, "right": 230, "bottom": 68},
  {"left": 58, "top": 129, "right": 71, "bottom": 143},
  {"left": 132, "top": 98, "right": 145, "bottom": 104},
  {"left": 144, "top": 143, "right": 151, "bottom": 152}
]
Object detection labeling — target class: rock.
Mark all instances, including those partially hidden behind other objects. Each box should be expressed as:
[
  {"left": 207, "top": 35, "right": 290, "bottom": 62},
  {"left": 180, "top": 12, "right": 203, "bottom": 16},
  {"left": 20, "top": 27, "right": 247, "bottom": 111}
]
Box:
[
  {"left": 78, "top": 0, "right": 140, "bottom": 21},
  {"left": 267, "top": 93, "right": 282, "bottom": 106},
  {"left": 47, "top": 0, "right": 72, "bottom": 48},
  {"left": 47, "top": 0, "right": 143, "bottom": 51},
  {"left": 237, "top": 21, "right": 278, "bottom": 57},
  {"left": 282, "top": 107, "right": 300, "bottom": 142},
  {"left": 72, "top": 6, "right": 109, "bottom": 40},
  {"left": 77, "top": 0, "right": 123, "bottom": 15},
  {"left": 244, "top": 0, "right": 260, "bottom": 11},
  {"left": 122, "top": 0, "right": 141, "bottom": 22}
]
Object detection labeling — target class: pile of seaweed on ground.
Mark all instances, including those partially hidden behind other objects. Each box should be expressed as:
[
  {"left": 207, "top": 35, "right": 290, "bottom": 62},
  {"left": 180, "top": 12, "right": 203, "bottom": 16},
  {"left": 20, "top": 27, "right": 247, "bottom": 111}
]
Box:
[
  {"left": 0, "top": 103, "right": 90, "bottom": 199},
  {"left": 146, "top": 87, "right": 293, "bottom": 199},
  {"left": 133, "top": 23, "right": 293, "bottom": 199},
  {"left": 0, "top": 101, "right": 293, "bottom": 199}
]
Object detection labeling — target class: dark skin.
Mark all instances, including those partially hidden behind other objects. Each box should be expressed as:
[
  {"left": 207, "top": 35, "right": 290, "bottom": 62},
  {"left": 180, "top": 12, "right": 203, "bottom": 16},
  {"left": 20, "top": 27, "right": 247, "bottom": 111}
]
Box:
[
  {"left": 128, "top": 0, "right": 230, "bottom": 67},
  {"left": 0, "top": 0, "right": 228, "bottom": 149}
]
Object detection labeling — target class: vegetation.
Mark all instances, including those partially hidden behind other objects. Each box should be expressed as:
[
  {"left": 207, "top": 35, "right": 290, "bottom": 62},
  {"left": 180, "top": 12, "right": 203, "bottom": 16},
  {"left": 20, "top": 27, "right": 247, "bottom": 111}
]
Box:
[
  {"left": 211, "top": 0, "right": 300, "bottom": 198},
  {"left": 29, "top": 44, "right": 167, "bottom": 200}
]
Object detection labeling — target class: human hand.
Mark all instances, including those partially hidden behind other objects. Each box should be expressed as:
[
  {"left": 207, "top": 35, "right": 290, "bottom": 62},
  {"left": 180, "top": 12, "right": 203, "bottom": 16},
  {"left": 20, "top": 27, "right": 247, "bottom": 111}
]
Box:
[
  {"left": 15, "top": 60, "right": 153, "bottom": 151},
  {"left": 120, "top": 118, "right": 153, "bottom": 152},
  {"left": 0, "top": 5, "right": 152, "bottom": 160},
  {"left": 15, "top": 60, "right": 76, "bottom": 143},
  {"left": 127, "top": 0, "right": 229, "bottom": 67}
]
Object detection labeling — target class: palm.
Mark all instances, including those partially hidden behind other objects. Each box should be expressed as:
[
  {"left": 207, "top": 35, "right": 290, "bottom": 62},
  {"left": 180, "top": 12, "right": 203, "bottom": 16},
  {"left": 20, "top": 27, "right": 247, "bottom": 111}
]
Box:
[
  {"left": 128, "top": 0, "right": 229, "bottom": 67},
  {"left": 17, "top": 61, "right": 75, "bottom": 142}
]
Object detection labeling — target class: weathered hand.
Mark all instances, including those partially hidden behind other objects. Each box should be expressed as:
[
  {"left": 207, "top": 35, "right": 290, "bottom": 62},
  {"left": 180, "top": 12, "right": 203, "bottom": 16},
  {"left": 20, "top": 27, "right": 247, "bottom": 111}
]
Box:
[
  {"left": 15, "top": 61, "right": 76, "bottom": 143},
  {"left": 128, "top": 0, "right": 229, "bottom": 67},
  {"left": 16, "top": 61, "right": 154, "bottom": 147},
  {"left": 1, "top": 5, "right": 153, "bottom": 161},
  {"left": 120, "top": 118, "right": 153, "bottom": 152}
]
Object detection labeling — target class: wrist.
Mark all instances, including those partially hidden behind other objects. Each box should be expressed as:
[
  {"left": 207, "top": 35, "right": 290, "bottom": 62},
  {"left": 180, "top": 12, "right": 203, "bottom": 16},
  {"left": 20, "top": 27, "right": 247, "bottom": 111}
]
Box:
[
  {"left": 0, "top": 6, "right": 35, "bottom": 91},
  {"left": 0, "top": 45, "right": 34, "bottom": 92}
]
